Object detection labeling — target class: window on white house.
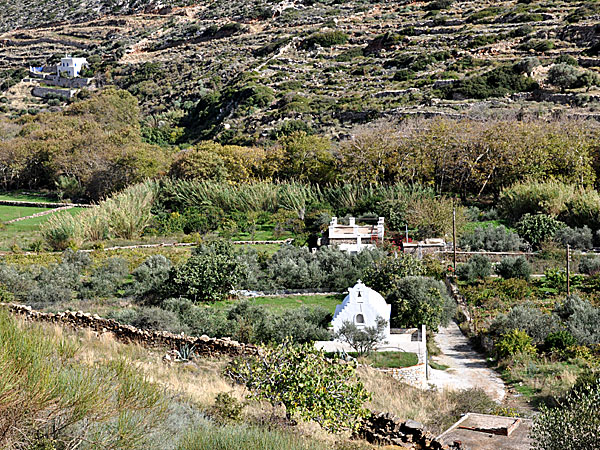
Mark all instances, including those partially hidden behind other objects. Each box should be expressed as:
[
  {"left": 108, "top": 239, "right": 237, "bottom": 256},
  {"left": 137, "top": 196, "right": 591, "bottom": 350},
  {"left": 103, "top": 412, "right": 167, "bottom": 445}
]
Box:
[{"left": 355, "top": 314, "right": 364, "bottom": 324}]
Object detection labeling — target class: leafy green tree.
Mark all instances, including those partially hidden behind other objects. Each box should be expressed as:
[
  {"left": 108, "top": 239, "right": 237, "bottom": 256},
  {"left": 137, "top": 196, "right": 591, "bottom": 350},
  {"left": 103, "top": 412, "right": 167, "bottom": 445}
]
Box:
[
  {"left": 495, "top": 256, "right": 531, "bottom": 280},
  {"left": 165, "top": 241, "right": 243, "bottom": 302},
  {"left": 532, "top": 379, "right": 600, "bottom": 450},
  {"left": 363, "top": 254, "right": 425, "bottom": 296},
  {"left": 334, "top": 317, "right": 388, "bottom": 356},
  {"left": 386, "top": 276, "right": 455, "bottom": 331},
  {"left": 225, "top": 339, "right": 371, "bottom": 432},
  {"left": 276, "top": 132, "right": 335, "bottom": 183},
  {"left": 547, "top": 63, "right": 580, "bottom": 93}
]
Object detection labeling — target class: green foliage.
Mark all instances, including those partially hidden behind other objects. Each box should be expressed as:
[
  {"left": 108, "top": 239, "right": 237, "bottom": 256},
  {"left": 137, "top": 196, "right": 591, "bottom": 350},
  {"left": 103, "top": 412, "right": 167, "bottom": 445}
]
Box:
[
  {"left": 225, "top": 339, "right": 371, "bottom": 432},
  {"left": 496, "top": 256, "right": 531, "bottom": 280},
  {"left": 165, "top": 241, "right": 244, "bottom": 302},
  {"left": 460, "top": 225, "right": 523, "bottom": 252},
  {"left": 334, "top": 317, "right": 388, "bottom": 356},
  {"left": 131, "top": 255, "right": 173, "bottom": 304},
  {"left": 554, "top": 296, "right": 600, "bottom": 346},
  {"left": 544, "top": 330, "right": 576, "bottom": 352},
  {"left": 495, "top": 329, "right": 536, "bottom": 359},
  {"left": 177, "top": 423, "right": 326, "bottom": 450},
  {"left": 363, "top": 253, "right": 425, "bottom": 297},
  {"left": 520, "top": 39, "right": 554, "bottom": 53},
  {"left": 490, "top": 303, "right": 559, "bottom": 345},
  {"left": 554, "top": 226, "right": 593, "bottom": 250},
  {"left": 578, "top": 256, "right": 600, "bottom": 275},
  {"left": 441, "top": 64, "right": 538, "bottom": 99},
  {"left": 532, "top": 379, "right": 600, "bottom": 450},
  {"left": 547, "top": 63, "right": 580, "bottom": 92},
  {"left": 516, "top": 213, "right": 565, "bottom": 249},
  {"left": 456, "top": 255, "right": 492, "bottom": 283},
  {"left": 386, "top": 276, "right": 455, "bottom": 331},
  {"left": 301, "top": 31, "right": 348, "bottom": 49},
  {"left": 210, "top": 393, "right": 244, "bottom": 424}
]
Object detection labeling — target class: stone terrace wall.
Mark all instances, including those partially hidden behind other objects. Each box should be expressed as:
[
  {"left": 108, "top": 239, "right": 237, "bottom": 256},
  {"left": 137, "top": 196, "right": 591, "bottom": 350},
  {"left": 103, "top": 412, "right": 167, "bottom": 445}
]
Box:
[
  {"left": 2, "top": 303, "right": 260, "bottom": 358},
  {"left": 377, "top": 363, "right": 427, "bottom": 389}
]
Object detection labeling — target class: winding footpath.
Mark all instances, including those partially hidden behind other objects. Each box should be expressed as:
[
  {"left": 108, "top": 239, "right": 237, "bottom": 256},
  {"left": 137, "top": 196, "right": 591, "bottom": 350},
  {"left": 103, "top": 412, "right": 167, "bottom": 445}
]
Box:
[{"left": 428, "top": 321, "right": 506, "bottom": 403}]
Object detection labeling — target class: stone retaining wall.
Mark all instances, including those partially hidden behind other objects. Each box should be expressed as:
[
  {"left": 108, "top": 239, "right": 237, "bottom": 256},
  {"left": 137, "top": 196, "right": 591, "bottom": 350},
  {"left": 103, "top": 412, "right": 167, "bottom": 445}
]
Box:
[
  {"left": 32, "top": 86, "right": 77, "bottom": 99},
  {"left": 2, "top": 303, "right": 260, "bottom": 358},
  {"left": 377, "top": 363, "right": 427, "bottom": 389}
]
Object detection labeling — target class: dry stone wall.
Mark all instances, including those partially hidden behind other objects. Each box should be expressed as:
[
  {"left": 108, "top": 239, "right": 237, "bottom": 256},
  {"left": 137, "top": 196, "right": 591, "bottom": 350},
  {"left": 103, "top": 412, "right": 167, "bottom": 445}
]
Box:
[
  {"left": 377, "top": 363, "right": 427, "bottom": 389},
  {"left": 2, "top": 303, "right": 260, "bottom": 358}
]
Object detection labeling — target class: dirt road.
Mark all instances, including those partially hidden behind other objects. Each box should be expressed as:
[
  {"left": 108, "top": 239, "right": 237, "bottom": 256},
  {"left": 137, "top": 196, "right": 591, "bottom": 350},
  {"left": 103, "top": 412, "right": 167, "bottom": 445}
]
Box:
[{"left": 428, "top": 321, "right": 506, "bottom": 403}]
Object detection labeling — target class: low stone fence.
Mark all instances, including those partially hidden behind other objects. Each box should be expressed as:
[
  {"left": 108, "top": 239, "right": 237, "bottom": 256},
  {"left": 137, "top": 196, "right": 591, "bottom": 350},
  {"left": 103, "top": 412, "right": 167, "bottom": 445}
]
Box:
[
  {"left": 377, "top": 363, "right": 427, "bottom": 389},
  {"left": 436, "top": 250, "right": 535, "bottom": 263},
  {"left": 2, "top": 303, "right": 260, "bottom": 358}
]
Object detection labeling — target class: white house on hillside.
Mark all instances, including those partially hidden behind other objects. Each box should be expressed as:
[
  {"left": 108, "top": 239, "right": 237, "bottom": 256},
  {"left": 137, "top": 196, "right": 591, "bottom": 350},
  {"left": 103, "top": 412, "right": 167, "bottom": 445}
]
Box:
[
  {"left": 57, "top": 56, "right": 88, "bottom": 78},
  {"left": 332, "top": 280, "right": 391, "bottom": 337},
  {"left": 323, "top": 217, "right": 385, "bottom": 253}
]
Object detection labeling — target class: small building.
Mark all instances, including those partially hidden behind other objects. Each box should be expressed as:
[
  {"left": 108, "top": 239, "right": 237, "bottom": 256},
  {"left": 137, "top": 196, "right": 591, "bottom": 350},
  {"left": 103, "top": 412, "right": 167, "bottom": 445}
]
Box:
[
  {"left": 323, "top": 216, "right": 384, "bottom": 253},
  {"left": 332, "top": 280, "right": 391, "bottom": 337},
  {"left": 402, "top": 238, "right": 446, "bottom": 258},
  {"left": 57, "top": 56, "right": 88, "bottom": 78},
  {"left": 434, "top": 413, "right": 533, "bottom": 450}
]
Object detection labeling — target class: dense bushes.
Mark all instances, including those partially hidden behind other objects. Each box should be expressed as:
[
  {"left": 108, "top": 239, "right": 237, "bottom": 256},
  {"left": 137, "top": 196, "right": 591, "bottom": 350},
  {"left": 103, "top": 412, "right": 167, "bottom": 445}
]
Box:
[
  {"left": 554, "top": 226, "right": 593, "bottom": 250},
  {"left": 515, "top": 214, "right": 565, "bottom": 249},
  {"left": 460, "top": 225, "right": 523, "bottom": 252},
  {"left": 301, "top": 31, "right": 348, "bottom": 49},
  {"left": 490, "top": 303, "right": 559, "bottom": 345},
  {"left": 456, "top": 255, "right": 492, "bottom": 283},
  {"left": 440, "top": 64, "right": 538, "bottom": 99},
  {"left": 496, "top": 256, "right": 531, "bottom": 280},
  {"left": 0, "top": 88, "right": 167, "bottom": 200}
]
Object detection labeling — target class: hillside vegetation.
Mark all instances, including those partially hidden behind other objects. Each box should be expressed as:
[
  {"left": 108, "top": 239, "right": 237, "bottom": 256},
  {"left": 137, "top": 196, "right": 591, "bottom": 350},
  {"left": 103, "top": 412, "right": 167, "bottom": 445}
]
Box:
[{"left": 0, "top": 0, "right": 599, "bottom": 141}]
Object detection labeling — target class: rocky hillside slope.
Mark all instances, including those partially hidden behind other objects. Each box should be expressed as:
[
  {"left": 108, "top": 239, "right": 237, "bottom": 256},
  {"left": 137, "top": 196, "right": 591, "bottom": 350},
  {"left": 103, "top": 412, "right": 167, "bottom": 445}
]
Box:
[{"left": 1, "top": 0, "right": 599, "bottom": 142}]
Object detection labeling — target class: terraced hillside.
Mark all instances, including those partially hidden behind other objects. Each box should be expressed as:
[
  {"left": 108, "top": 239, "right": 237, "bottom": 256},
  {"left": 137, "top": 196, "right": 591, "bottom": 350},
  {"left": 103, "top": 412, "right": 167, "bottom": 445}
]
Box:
[{"left": 1, "top": 0, "right": 599, "bottom": 142}]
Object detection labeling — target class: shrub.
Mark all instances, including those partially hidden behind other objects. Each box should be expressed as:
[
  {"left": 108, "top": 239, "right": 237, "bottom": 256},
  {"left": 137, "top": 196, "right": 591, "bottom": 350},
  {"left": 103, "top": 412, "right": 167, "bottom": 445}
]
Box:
[
  {"left": 516, "top": 214, "right": 565, "bottom": 249},
  {"left": 210, "top": 393, "right": 244, "bottom": 424},
  {"left": 544, "top": 330, "right": 576, "bottom": 352},
  {"left": 334, "top": 317, "right": 388, "bottom": 356},
  {"left": 460, "top": 225, "right": 524, "bottom": 252},
  {"left": 109, "top": 307, "right": 184, "bottom": 334},
  {"left": 131, "top": 255, "right": 173, "bottom": 303},
  {"left": 456, "top": 255, "right": 492, "bottom": 283},
  {"left": 578, "top": 256, "right": 600, "bottom": 275},
  {"left": 495, "top": 329, "right": 536, "bottom": 359},
  {"left": 554, "top": 226, "right": 593, "bottom": 250},
  {"left": 498, "top": 181, "right": 576, "bottom": 223},
  {"left": 164, "top": 240, "right": 244, "bottom": 303},
  {"left": 79, "top": 257, "right": 128, "bottom": 299},
  {"left": 554, "top": 296, "right": 600, "bottom": 346},
  {"left": 520, "top": 39, "right": 554, "bottom": 53},
  {"left": 386, "top": 276, "right": 455, "bottom": 331},
  {"left": 225, "top": 339, "right": 371, "bottom": 432},
  {"left": 531, "top": 379, "right": 600, "bottom": 450},
  {"left": 547, "top": 63, "right": 580, "bottom": 92},
  {"left": 495, "top": 256, "right": 531, "bottom": 280},
  {"left": 301, "top": 31, "right": 348, "bottom": 49},
  {"left": 490, "top": 304, "right": 559, "bottom": 345}
]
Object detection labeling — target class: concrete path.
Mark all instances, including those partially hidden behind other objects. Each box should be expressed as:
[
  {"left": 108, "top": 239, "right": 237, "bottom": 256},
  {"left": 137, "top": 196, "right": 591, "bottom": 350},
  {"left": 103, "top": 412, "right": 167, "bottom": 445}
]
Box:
[{"left": 428, "top": 321, "right": 506, "bottom": 402}]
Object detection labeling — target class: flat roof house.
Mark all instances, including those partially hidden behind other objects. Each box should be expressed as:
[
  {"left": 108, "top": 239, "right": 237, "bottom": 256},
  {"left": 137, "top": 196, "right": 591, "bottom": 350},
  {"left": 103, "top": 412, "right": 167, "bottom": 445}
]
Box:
[
  {"left": 57, "top": 56, "right": 88, "bottom": 78},
  {"left": 324, "top": 217, "right": 384, "bottom": 253}
]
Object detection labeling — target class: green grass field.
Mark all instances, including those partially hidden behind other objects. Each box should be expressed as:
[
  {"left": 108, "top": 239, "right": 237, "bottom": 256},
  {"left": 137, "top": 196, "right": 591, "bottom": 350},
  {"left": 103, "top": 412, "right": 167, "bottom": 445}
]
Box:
[
  {"left": 228, "top": 224, "right": 294, "bottom": 241},
  {"left": 213, "top": 294, "right": 344, "bottom": 314},
  {"left": 0, "top": 191, "right": 56, "bottom": 203},
  {"left": 0, "top": 206, "right": 84, "bottom": 251}
]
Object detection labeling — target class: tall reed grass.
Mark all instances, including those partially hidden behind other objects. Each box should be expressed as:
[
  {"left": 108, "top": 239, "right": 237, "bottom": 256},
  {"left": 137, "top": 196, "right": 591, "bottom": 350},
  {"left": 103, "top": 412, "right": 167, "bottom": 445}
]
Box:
[{"left": 42, "top": 180, "right": 158, "bottom": 249}]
